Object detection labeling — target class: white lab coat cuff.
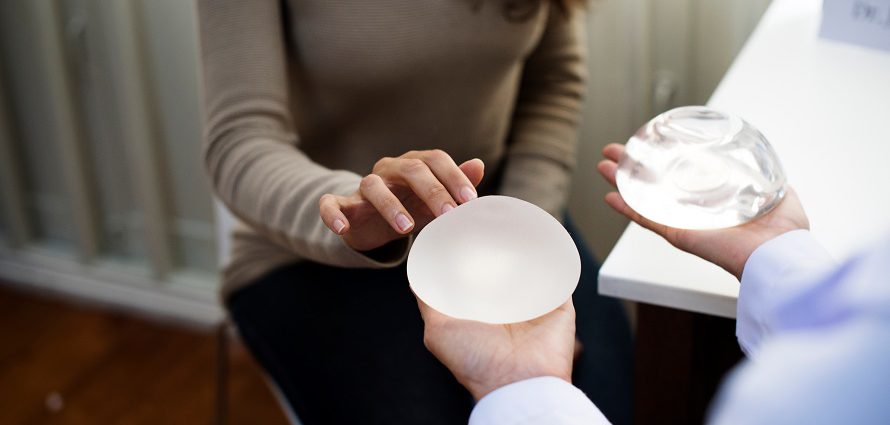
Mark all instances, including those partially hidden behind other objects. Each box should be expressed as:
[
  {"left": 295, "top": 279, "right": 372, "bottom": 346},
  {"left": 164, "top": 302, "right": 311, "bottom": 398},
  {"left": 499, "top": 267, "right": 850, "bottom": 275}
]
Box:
[
  {"left": 469, "top": 376, "right": 610, "bottom": 425},
  {"left": 737, "top": 229, "right": 834, "bottom": 356}
]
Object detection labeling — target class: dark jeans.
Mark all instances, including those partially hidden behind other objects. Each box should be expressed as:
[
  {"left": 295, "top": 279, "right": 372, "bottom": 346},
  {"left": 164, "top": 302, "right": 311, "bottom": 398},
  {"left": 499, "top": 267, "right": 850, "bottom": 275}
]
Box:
[{"left": 229, "top": 218, "right": 633, "bottom": 425}]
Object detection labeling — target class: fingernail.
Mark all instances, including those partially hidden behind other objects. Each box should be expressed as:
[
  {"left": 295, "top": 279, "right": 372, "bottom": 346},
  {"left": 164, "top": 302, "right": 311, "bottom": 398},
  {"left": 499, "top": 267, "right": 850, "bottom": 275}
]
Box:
[
  {"left": 333, "top": 219, "right": 346, "bottom": 234},
  {"left": 441, "top": 203, "right": 455, "bottom": 215},
  {"left": 395, "top": 213, "right": 413, "bottom": 232},
  {"left": 460, "top": 186, "right": 477, "bottom": 203}
]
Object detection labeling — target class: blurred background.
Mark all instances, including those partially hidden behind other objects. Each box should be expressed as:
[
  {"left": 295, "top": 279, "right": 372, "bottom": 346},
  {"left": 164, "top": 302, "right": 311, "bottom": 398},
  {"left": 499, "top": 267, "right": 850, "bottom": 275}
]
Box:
[{"left": 0, "top": 0, "right": 770, "bottom": 423}]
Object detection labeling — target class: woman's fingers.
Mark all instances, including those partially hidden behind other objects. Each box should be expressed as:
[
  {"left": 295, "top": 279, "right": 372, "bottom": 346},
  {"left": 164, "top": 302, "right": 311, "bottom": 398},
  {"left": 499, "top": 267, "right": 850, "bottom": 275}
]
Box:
[
  {"left": 375, "top": 156, "right": 459, "bottom": 217},
  {"left": 365, "top": 151, "right": 483, "bottom": 225},
  {"left": 402, "top": 158, "right": 458, "bottom": 215},
  {"left": 413, "top": 150, "right": 478, "bottom": 204},
  {"left": 319, "top": 194, "right": 350, "bottom": 235},
  {"left": 322, "top": 152, "right": 485, "bottom": 243},
  {"left": 359, "top": 174, "right": 415, "bottom": 234},
  {"left": 458, "top": 158, "right": 485, "bottom": 188}
]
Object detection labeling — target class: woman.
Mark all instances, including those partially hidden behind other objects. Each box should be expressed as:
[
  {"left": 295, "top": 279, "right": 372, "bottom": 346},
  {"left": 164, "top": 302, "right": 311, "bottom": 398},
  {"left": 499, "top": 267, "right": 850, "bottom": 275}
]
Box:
[{"left": 198, "top": 1, "right": 632, "bottom": 424}]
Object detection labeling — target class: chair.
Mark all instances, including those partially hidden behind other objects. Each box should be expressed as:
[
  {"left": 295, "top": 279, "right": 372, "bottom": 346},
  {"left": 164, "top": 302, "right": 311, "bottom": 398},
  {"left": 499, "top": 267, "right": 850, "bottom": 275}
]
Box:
[{"left": 213, "top": 200, "right": 301, "bottom": 425}]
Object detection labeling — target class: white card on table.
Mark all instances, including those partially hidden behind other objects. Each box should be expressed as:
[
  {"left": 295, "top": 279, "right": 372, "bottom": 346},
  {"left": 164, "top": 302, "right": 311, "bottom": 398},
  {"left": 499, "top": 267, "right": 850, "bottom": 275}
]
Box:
[{"left": 821, "top": 0, "right": 890, "bottom": 52}]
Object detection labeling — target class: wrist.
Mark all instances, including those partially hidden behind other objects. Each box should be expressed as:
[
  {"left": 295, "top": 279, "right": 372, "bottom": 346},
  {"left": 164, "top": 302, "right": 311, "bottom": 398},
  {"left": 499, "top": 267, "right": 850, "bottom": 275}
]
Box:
[
  {"left": 731, "top": 229, "right": 804, "bottom": 281},
  {"left": 726, "top": 239, "right": 764, "bottom": 281}
]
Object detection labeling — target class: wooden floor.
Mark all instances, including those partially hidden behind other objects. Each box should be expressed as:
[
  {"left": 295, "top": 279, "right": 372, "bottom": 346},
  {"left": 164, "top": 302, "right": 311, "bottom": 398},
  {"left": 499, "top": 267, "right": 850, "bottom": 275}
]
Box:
[{"left": 0, "top": 284, "right": 289, "bottom": 425}]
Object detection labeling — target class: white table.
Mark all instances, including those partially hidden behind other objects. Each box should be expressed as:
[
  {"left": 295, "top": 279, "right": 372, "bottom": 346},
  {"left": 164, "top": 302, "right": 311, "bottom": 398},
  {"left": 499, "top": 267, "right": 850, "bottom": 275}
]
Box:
[{"left": 599, "top": 0, "right": 890, "bottom": 318}]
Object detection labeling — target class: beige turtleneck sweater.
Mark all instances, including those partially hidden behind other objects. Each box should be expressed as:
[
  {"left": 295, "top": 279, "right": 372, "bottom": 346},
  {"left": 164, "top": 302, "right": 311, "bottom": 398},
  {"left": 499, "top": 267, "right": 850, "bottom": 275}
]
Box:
[{"left": 197, "top": 0, "right": 588, "bottom": 298}]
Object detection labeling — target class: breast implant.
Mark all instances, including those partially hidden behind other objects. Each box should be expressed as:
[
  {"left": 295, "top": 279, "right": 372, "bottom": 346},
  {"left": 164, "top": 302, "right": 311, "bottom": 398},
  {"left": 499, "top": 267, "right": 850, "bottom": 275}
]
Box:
[{"left": 616, "top": 106, "right": 787, "bottom": 230}]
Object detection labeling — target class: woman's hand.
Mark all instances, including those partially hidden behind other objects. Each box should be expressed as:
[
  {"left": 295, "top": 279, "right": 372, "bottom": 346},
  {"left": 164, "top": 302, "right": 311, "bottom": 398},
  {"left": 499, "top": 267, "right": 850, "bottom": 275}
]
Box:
[
  {"left": 596, "top": 143, "right": 809, "bottom": 280},
  {"left": 320, "top": 150, "right": 485, "bottom": 252},
  {"left": 416, "top": 298, "right": 576, "bottom": 401}
]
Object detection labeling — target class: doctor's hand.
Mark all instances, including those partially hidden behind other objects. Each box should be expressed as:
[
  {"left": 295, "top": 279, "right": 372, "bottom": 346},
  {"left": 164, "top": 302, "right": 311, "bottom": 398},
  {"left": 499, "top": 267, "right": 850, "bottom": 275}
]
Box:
[
  {"left": 319, "top": 151, "right": 484, "bottom": 252},
  {"left": 416, "top": 298, "right": 576, "bottom": 401},
  {"left": 597, "top": 143, "right": 809, "bottom": 280}
]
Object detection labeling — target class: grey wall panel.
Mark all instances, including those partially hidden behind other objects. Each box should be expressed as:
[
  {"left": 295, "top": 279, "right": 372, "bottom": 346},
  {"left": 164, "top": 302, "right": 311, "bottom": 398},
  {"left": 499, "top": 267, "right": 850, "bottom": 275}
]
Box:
[
  {"left": 0, "top": 1, "right": 77, "bottom": 250},
  {"left": 138, "top": 0, "right": 215, "bottom": 272}
]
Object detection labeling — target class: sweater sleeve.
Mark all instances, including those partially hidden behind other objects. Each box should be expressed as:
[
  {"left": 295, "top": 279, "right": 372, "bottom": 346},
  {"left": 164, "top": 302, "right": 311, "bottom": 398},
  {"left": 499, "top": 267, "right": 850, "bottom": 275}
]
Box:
[
  {"left": 197, "top": 0, "right": 408, "bottom": 268},
  {"left": 498, "top": 6, "right": 588, "bottom": 218}
]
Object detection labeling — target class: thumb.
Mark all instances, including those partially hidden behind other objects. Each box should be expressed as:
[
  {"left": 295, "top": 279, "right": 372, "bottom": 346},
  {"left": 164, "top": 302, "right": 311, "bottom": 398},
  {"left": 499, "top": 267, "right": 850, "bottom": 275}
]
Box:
[
  {"left": 414, "top": 295, "right": 450, "bottom": 326},
  {"left": 459, "top": 158, "right": 485, "bottom": 187}
]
